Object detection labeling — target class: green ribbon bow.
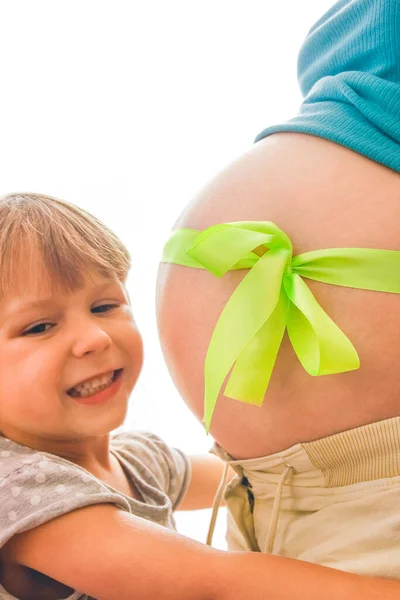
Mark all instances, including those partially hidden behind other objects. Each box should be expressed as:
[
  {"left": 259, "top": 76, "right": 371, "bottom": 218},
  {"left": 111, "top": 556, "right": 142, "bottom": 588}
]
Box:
[{"left": 162, "top": 221, "right": 400, "bottom": 432}]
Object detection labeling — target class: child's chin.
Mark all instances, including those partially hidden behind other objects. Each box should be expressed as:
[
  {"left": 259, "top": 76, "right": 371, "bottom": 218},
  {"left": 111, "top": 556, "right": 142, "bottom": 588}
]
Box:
[{"left": 75, "top": 405, "right": 129, "bottom": 438}]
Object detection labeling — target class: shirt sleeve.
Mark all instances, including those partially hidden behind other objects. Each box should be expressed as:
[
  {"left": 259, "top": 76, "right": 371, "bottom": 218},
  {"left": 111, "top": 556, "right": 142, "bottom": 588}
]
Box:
[
  {"left": 0, "top": 447, "right": 132, "bottom": 550},
  {"left": 112, "top": 431, "right": 191, "bottom": 510}
]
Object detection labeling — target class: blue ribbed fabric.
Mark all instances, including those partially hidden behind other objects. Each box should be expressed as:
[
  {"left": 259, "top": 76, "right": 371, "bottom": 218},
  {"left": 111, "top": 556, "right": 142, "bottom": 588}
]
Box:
[{"left": 255, "top": 0, "right": 400, "bottom": 172}]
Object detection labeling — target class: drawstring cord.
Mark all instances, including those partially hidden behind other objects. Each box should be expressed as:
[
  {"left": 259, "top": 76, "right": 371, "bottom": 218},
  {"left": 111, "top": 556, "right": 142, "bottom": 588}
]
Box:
[
  {"left": 206, "top": 460, "right": 296, "bottom": 553},
  {"left": 264, "top": 464, "right": 296, "bottom": 554},
  {"left": 206, "top": 461, "right": 230, "bottom": 546}
]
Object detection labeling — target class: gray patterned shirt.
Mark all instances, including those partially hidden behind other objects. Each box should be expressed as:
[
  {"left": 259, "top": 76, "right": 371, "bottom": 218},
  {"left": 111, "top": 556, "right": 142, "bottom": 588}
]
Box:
[{"left": 0, "top": 431, "right": 191, "bottom": 599}]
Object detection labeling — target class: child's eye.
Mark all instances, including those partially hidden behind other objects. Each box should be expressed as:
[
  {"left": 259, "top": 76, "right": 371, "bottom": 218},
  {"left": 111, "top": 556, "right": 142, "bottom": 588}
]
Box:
[
  {"left": 92, "top": 304, "right": 120, "bottom": 314},
  {"left": 23, "top": 323, "right": 54, "bottom": 336}
]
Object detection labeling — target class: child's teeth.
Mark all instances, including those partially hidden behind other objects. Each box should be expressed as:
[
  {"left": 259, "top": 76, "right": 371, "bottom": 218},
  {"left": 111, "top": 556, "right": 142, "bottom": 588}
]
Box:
[{"left": 71, "top": 371, "right": 115, "bottom": 396}]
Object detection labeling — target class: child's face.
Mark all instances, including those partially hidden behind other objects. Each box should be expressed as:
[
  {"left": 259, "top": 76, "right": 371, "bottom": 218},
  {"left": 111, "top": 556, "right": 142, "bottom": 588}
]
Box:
[{"left": 0, "top": 260, "right": 143, "bottom": 448}]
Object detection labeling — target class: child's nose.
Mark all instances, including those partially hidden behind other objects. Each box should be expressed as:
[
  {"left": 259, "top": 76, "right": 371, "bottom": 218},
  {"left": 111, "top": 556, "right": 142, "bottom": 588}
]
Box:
[{"left": 71, "top": 322, "right": 112, "bottom": 357}]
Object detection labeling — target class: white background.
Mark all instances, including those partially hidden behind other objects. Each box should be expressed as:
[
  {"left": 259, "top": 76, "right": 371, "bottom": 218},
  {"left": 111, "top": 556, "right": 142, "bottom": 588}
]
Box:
[{"left": 0, "top": 0, "right": 334, "bottom": 548}]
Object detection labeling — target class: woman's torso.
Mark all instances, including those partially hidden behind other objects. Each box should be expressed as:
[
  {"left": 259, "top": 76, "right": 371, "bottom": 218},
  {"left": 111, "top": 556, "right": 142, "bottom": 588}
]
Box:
[{"left": 157, "top": 133, "right": 400, "bottom": 459}]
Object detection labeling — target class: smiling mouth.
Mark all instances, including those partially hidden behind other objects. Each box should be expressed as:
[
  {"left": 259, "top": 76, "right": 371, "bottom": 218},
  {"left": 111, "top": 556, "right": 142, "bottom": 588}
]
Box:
[{"left": 67, "top": 369, "right": 123, "bottom": 398}]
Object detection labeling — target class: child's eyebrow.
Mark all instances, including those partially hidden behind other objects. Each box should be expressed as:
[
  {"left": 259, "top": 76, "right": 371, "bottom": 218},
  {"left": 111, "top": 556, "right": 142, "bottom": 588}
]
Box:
[
  {"left": 15, "top": 299, "right": 55, "bottom": 311},
  {"left": 0, "top": 282, "right": 125, "bottom": 324},
  {"left": 0, "top": 298, "right": 57, "bottom": 324}
]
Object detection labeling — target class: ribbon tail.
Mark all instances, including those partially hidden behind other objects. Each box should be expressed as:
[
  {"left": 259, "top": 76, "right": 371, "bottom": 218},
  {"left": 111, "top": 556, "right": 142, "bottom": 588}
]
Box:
[
  {"left": 203, "top": 248, "right": 290, "bottom": 432},
  {"left": 224, "top": 291, "right": 287, "bottom": 406},
  {"left": 284, "top": 273, "right": 360, "bottom": 376}
]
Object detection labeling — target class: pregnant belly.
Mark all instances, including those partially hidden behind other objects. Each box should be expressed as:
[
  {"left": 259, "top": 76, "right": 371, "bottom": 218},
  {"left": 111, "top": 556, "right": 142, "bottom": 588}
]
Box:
[{"left": 157, "top": 133, "right": 400, "bottom": 459}]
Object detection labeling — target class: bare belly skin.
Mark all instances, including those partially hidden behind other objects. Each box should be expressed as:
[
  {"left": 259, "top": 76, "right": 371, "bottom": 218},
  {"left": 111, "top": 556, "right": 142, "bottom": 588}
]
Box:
[{"left": 157, "top": 133, "right": 400, "bottom": 459}]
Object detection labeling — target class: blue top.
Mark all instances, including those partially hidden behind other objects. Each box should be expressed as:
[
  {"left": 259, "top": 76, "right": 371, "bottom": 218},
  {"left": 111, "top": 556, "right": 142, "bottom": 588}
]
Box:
[{"left": 255, "top": 0, "right": 400, "bottom": 173}]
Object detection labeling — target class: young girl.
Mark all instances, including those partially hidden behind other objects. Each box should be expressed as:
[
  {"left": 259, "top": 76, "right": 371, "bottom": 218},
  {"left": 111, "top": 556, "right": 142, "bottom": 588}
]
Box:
[
  {"left": 2, "top": 193, "right": 395, "bottom": 600},
  {"left": 0, "top": 191, "right": 230, "bottom": 600},
  {"left": 156, "top": 0, "right": 400, "bottom": 592}
]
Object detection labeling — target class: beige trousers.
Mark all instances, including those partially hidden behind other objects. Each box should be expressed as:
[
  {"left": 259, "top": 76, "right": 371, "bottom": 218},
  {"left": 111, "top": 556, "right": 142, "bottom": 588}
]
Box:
[{"left": 211, "top": 417, "right": 400, "bottom": 578}]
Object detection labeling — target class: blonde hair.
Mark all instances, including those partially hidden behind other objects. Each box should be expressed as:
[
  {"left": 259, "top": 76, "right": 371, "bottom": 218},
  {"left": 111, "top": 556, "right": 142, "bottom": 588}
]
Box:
[{"left": 0, "top": 193, "right": 131, "bottom": 298}]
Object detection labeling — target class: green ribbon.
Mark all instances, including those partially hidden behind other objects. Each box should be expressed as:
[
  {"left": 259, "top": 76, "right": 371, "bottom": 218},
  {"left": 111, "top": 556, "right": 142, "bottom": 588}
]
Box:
[{"left": 162, "top": 221, "right": 400, "bottom": 432}]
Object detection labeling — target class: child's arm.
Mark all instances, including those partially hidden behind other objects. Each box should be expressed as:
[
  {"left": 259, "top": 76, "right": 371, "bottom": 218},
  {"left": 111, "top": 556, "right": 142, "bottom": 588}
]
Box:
[
  {"left": 3, "top": 503, "right": 400, "bottom": 600},
  {"left": 220, "top": 552, "right": 400, "bottom": 600},
  {"left": 177, "top": 454, "right": 235, "bottom": 510}
]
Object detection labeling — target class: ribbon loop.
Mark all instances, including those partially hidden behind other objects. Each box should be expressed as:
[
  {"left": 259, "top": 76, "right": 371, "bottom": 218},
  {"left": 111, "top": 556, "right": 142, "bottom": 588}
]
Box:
[
  {"left": 162, "top": 221, "right": 400, "bottom": 431},
  {"left": 187, "top": 223, "right": 281, "bottom": 277}
]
